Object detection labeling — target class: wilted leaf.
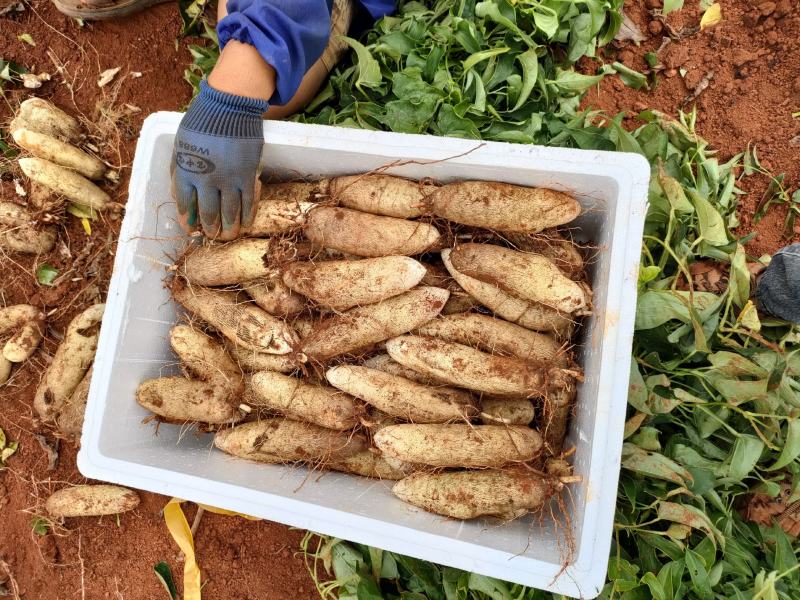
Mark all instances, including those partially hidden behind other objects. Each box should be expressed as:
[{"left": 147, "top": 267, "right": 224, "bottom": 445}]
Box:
[
  {"left": 699, "top": 3, "right": 722, "bottom": 30},
  {"left": 657, "top": 501, "right": 724, "bottom": 547},
  {"left": 615, "top": 11, "right": 646, "bottom": 43},
  {"left": 17, "top": 33, "right": 35, "bottom": 46},
  {"left": 67, "top": 203, "right": 97, "bottom": 220},
  {"left": 622, "top": 443, "right": 693, "bottom": 486}
]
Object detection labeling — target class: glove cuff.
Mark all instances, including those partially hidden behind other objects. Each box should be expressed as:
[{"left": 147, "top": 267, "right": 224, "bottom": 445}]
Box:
[{"left": 181, "top": 80, "right": 269, "bottom": 139}]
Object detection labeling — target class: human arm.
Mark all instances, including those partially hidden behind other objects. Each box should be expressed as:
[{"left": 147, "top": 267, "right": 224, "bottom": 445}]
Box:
[{"left": 171, "top": 1, "right": 331, "bottom": 240}]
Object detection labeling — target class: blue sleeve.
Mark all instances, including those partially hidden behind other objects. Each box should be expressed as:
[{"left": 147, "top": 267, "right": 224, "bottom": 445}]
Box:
[
  {"left": 217, "top": 0, "right": 397, "bottom": 105},
  {"left": 217, "top": 0, "right": 331, "bottom": 106},
  {"left": 359, "top": 0, "right": 395, "bottom": 19}
]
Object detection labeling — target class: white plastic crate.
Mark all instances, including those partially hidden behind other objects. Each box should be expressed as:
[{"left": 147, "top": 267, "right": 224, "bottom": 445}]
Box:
[{"left": 78, "top": 113, "right": 650, "bottom": 598}]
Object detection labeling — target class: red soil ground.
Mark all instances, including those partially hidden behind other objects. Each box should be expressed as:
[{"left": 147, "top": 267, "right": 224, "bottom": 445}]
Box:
[{"left": 0, "top": 0, "right": 797, "bottom": 598}]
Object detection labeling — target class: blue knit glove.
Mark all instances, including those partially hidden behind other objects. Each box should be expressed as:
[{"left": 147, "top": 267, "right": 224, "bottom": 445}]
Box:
[
  {"left": 171, "top": 80, "right": 269, "bottom": 239},
  {"left": 757, "top": 244, "right": 800, "bottom": 324}
]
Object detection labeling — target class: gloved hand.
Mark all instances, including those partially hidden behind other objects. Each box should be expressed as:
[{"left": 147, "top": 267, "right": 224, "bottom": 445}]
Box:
[
  {"left": 757, "top": 243, "right": 800, "bottom": 324},
  {"left": 171, "top": 80, "right": 269, "bottom": 240}
]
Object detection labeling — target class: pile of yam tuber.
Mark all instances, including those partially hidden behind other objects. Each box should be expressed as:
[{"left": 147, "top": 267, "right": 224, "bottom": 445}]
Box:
[
  {"left": 139, "top": 174, "right": 592, "bottom": 521},
  {"left": 1, "top": 97, "right": 112, "bottom": 255}
]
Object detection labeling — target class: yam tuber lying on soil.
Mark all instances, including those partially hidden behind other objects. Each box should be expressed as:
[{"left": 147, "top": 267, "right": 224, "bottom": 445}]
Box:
[
  {"left": 330, "top": 174, "right": 436, "bottom": 218},
  {"left": 393, "top": 469, "right": 561, "bottom": 520},
  {"left": 450, "top": 244, "right": 591, "bottom": 314},
  {"left": 34, "top": 303, "right": 104, "bottom": 420},
  {"left": 214, "top": 418, "right": 367, "bottom": 463},
  {"left": 385, "top": 335, "right": 558, "bottom": 397},
  {"left": 326, "top": 365, "right": 477, "bottom": 423},
  {"left": 426, "top": 181, "right": 581, "bottom": 233},
  {"left": 248, "top": 370, "right": 359, "bottom": 430},
  {"left": 172, "top": 282, "right": 299, "bottom": 354},
  {"left": 46, "top": 484, "right": 140, "bottom": 518},
  {"left": 416, "top": 313, "right": 567, "bottom": 365},
  {"left": 56, "top": 366, "right": 92, "bottom": 435},
  {"left": 13, "top": 128, "right": 106, "bottom": 180},
  {"left": 0, "top": 200, "right": 56, "bottom": 254},
  {"left": 441, "top": 249, "right": 574, "bottom": 336},
  {"left": 19, "top": 157, "right": 110, "bottom": 210},
  {"left": 301, "top": 286, "right": 449, "bottom": 361},
  {"left": 304, "top": 206, "right": 441, "bottom": 257},
  {"left": 0, "top": 304, "right": 45, "bottom": 363},
  {"left": 282, "top": 256, "right": 427, "bottom": 311},
  {"left": 375, "top": 424, "right": 543, "bottom": 468},
  {"left": 479, "top": 398, "right": 535, "bottom": 425},
  {"left": 10, "top": 97, "right": 82, "bottom": 143}
]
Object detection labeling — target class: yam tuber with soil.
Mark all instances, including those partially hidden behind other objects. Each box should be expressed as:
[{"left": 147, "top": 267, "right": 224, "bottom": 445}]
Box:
[
  {"left": 34, "top": 303, "right": 104, "bottom": 421},
  {"left": 139, "top": 173, "right": 589, "bottom": 522}
]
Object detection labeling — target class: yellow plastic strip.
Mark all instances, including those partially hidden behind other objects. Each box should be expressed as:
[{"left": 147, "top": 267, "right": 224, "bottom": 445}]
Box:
[
  {"left": 164, "top": 499, "right": 202, "bottom": 600},
  {"left": 197, "top": 502, "right": 261, "bottom": 520},
  {"left": 163, "top": 499, "right": 261, "bottom": 600}
]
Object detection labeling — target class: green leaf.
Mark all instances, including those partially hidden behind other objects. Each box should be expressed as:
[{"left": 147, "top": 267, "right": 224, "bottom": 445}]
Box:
[
  {"left": 548, "top": 69, "right": 603, "bottom": 93},
  {"left": 689, "top": 190, "right": 728, "bottom": 246},
  {"left": 474, "top": 1, "right": 536, "bottom": 48},
  {"left": 463, "top": 47, "right": 509, "bottom": 72},
  {"left": 721, "top": 435, "right": 764, "bottom": 483},
  {"left": 658, "top": 167, "right": 694, "bottom": 213},
  {"left": 685, "top": 549, "right": 714, "bottom": 600},
  {"left": 511, "top": 49, "right": 538, "bottom": 111},
  {"left": 629, "top": 359, "right": 649, "bottom": 413},
  {"left": 663, "top": 0, "right": 685, "bottom": 16},
  {"left": 436, "top": 104, "right": 481, "bottom": 139},
  {"left": 728, "top": 244, "right": 750, "bottom": 308},
  {"left": 635, "top": 290, "right": 719, "bottom": 330},
  {"left": 153, "top": 562, "right": 179, "bottom": 600},
  {"left": 357, "top": 578, "right": 383, "bottom": 600},
  {"left": 771, "top": 524, "right": 798, "bottom": 584},
  {"left": 640, "top": 571, "right": 666, "bottom": 600},
  {"left": 531, "top": 6, "right": 559, "bottom": 38},
  {"left": 466, "top": 573, "right": 510, "bottom": 599},
  {"left": 36, "top": 264, "right": 58, "bottom": 287},
  {"left": 767, "top": 420, "right": 800, "bottom": 471},
  {"left": 341, "top": 37, "right": 383, "bottom": 91},
  {"left": 611, "top": 62, "right": 648, "bottom": 90}
]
